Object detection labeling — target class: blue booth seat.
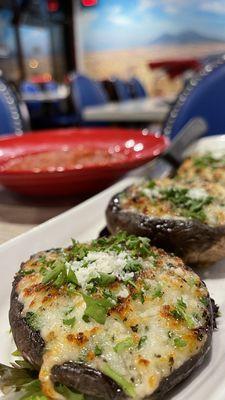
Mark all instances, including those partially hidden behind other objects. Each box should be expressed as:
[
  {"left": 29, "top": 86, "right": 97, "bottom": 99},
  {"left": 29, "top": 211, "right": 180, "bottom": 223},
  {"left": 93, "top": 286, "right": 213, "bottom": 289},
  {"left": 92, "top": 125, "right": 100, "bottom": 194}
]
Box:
[
  {"left": 112, "top": 78, "right": 131, "bottom": 101},
  {"left": 163, "top": 56, "right": 225, "bottom": 138},
  {"left": 71, "top": 74, "right": 108, "bottom": 113},
  {"left": 0, "top": 78, "right": 29, "bottom": 135},
  {"left": 129, "top": 77, "right": 147, "bottom": 98}
]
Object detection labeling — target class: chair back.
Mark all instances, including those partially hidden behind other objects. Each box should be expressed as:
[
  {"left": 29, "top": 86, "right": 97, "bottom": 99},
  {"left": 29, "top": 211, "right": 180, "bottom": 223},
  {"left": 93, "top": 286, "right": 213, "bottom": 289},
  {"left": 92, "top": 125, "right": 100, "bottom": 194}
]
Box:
[
  {"left": 20, "top": 81, "right": 41, "bottom": 94},
  {"left": 71, "top": 74, "right": 108, "bottom": 113},
  {"left": 112, "top": 78, "right": 131, "bottom": 101},
  {"left": 0, "top": 78, "right": 29, "bottom": 135},
  {"left": 163, "top": 57, "right": 225, "bottom": 138},
  {"left": 43, "top": 81, "right": 58, "bottom": 91},
  {"left": 129, "top": 77, "right": 147, "bottom": 98}
]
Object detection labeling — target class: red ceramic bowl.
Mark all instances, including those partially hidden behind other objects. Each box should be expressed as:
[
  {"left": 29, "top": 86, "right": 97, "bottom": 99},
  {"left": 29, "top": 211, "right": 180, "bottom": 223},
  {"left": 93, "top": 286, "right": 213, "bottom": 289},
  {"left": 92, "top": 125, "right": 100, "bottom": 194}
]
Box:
[{"left": 0, "top": 128, "right": 168, "bottom": 197}]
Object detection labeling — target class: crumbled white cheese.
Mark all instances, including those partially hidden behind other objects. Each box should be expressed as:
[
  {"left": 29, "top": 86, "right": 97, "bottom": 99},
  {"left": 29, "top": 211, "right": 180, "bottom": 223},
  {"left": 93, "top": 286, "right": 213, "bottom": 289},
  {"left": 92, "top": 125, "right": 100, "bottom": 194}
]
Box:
[
  {"left": 188, "top": 188, "right": 208, "bottom": 200},
  {"left": 68, "top": 251, "right": 135, "bottom": 288},
  {"left": 116, "top": 287, "right": 130, "bottom": 298},
  {"left": 142, "top": 187, "right": 161, "bottom": 200}
]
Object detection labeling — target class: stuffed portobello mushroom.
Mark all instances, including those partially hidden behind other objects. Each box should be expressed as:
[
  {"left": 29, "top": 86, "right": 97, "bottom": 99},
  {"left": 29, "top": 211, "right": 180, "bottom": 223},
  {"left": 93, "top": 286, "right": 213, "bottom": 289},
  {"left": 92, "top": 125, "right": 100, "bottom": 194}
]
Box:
[
  {"left": 106, "top": 178, "right": 225, "bottom": 266},
  {"left": 177, "top": 152, "right": 225, "bottom": 184},
  {"left": 9, "top": 233, "right": 214, "bottom": 399}
]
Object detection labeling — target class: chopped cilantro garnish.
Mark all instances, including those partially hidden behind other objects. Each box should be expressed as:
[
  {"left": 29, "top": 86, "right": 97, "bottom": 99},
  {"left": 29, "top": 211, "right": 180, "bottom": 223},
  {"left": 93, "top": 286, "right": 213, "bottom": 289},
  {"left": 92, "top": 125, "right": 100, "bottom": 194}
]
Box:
[
  {"left": 187, "top": 276, "right": 198, "bottom": 287},
  {"left": 152, "top": 284, "right": 163, "bottom": 299},
  {"left": 67, "top": 268, "right": 79, "bottom": 286},
  {"left": 138, "top": 335, "right": 147, "bottom": 349},
  {"left": 124, "top": 260, "right": 142, "bottom": 273},
  {"left": 88, "top": 273, "right": 116, "bottom": 287},
  {"left": 57, "top": 384, "right": 85, "bottom": 400},
  {"left": 200, "top": 296, "right": 209, "bottom": 306},
  {"left": 70, "top": 240, "right": 89, "bottom": 261},
  {"left": 82, "top": 294, "right": 114, "bottom": 324},
  {"left": 193, "top": 153, "right": 225, "bottom": 169},
  {"left": 101, "top": 363, "right": 136, "bottom": 398},
  {"left": 89, "top": 232, "right": 153, "bottom": 259},
  {"left": 64, "top": 306, "right": 74, "bottom": 316},
  {"left": 170, "top": 298, "right": 198, "bottom": 329},
  {"left": 102, "top": 288, "right": 117, "bottom": 302},
  {"left": 114, "top": 337, "right": 134, "bottom": 353},
  {"left": 11, "top": 349, "right": 21, "bottom": 357},
  {"left": 132, "top": 289, "right": 145, "bottom": 303},
  {"left": 20, "top": 269, "right": 35, "bottom": 276},
  {"left": 177, "top": 297, "right": 187, "bottom": 309},
  {"left": 173, "top": 337, "right": 187, "bottom": 348},
  {"left": 168, "top": 331, "right": 187, "bottom": 347},
  {"left": 42, "top": 259, "right": 79, "bottom": 289},
  {"left": 42, "top": 259, "right": 66, "bottom": 286},
  {"left": 160, "top": 187, "right": 213, "bottom": 222},
  {"left": 25, "top": 312, "right": 40, "bottom": 331},
  {"left": 94, "top": 345, "right": 102, "bottom": 356},
  {"left": 63, "top": 317, "right": 76, "bottom": 328},
  {"left": 146, "top": 180, "right": 156, "bottom": 189}
]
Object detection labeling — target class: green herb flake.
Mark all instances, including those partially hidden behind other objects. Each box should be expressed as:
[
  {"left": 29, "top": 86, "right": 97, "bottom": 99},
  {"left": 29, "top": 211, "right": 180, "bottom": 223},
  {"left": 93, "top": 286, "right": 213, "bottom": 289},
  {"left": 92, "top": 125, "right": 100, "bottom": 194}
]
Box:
[
  {"left": 152, "top": 284, "right": 164, "bottom": 299},
  {"left": 138, "top": 335, "right": 147, "bottom": 349},
  {"left": 88, "top": 273, "right": 116, "bottom": 287},
  {"left": 0, "top": 363, "right": 84, "bottom": 400},
  {"left": 177, "top": 297, "right": 187, "bottom": 310},
  {"left": 12, "top": 349, "right": 21, "bottom": 357},
  {"left": 170, "top": 298, "right": 198, "bottom": 329},
  {"left": 193, "top": 153, "right": 224, "bottom": 169},
  {"left": 146, "top": 180, "right": 156, "bottom": 189},
  {"left": 64, "top": 306, "right": 75, "bottom": 316},
  {"left": 173, "top": 337, "right": 187, "bottom": 348},
  {"left": 63, "top": 317, "right": 76, "bottom": 328},
  {"left": 101, "top": 363, "right": 136, "bottom": 398},
  {"left": 42, "top": 259, "right": 66, "bottom": 285},
  {"left": 114, "top": 337, "right": 134, "bottom": 353},
  {"left": 124, "top": 260, "right": 142, "bottom": 273},
  {"left": 94, "top": 345, "right": 103, "bottom": 356},
  {"left": 132, "top": 289, "right": 145, "bottom": 304},
  {"left": 67, "top": 268, "right": 79, "bottom": 286},
  {"left": 90, "top": 232, "right": 154, "bottom": 259},
  {"left": 200, "top": 296, "right": 209, "bottom": 306},
  {"left": 160, "top": 187, "right": 213, "bottom": 222},
  {"left": 20, "top": 269, "right": 35, "bottom": 277},
  {"left": 25, "top": 312, "right": 40, "bottom": 331},
  {"left": 82, "top": 294, "right": 114, "bottom": 324},
  {"left": 57, "top": 384, "right": 85, "bottom": 400}
]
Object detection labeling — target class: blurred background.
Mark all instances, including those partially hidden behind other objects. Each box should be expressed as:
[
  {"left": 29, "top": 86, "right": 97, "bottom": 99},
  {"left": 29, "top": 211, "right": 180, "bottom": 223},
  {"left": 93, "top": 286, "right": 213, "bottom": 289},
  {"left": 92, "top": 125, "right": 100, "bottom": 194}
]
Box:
[
  {"left": 1, "top": 0, "right": 225, "bottom": 96},
  {"left": 0, "top": 0, "right": 225, "bottom": 132},
  {"left": 0, "top": 0, "right": 225, "bottom": 241}
]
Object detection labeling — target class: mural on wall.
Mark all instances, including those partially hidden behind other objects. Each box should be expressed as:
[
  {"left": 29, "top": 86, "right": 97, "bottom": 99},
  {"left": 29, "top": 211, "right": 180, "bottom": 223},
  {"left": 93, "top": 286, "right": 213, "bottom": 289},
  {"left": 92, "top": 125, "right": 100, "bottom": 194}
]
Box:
[{"left": 78, "top": 0, "right": 225, "bottom": 96}]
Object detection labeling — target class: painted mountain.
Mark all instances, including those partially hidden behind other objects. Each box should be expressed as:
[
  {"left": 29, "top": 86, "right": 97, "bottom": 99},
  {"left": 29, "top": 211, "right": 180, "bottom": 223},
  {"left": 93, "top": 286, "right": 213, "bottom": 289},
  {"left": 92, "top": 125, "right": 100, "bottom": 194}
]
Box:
[{"left": 151, "top": 31, "right": 225, "bottom": 45}]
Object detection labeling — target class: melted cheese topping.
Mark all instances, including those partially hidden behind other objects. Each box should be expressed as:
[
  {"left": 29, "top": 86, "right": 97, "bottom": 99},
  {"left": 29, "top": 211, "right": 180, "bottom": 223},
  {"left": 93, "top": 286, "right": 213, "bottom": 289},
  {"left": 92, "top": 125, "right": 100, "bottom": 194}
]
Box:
[
  {"left": 15, "top": 241, "right": 211, "bottom": 400},
  {"left": 121, "top": 178, "right": 225, "bottom": 226}
]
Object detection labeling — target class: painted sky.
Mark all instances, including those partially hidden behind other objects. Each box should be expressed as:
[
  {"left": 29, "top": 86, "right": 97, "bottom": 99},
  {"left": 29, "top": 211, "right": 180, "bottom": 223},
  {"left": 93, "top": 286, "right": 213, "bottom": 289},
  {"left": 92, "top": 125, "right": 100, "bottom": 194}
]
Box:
[{"left": 80, "top": 0, "right": 225, "bottom": 51}]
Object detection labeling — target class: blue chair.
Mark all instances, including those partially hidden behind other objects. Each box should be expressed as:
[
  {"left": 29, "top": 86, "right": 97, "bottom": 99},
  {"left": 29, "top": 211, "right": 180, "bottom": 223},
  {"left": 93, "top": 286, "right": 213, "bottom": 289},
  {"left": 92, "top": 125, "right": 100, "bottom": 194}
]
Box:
[
  {"left": 71, "top": 74, "right": 108, "bottom": 114},
  {"left": 43, "top": 81, "right": 58, "bottom": 91},
  {"left": 0, "top": 78, "right": 29, "bottom": 135},
  {"left": 163, "top": 56, "right": 225, "bottom": 138},
  {"left": 20, "top": 81, "right": 42, "bottom": 118},
  {"left": 129, "top": 77, "right": 147, "bottom": 98},
  {"left": 112, "top": 78, "right": 131, "bottom": 101}
]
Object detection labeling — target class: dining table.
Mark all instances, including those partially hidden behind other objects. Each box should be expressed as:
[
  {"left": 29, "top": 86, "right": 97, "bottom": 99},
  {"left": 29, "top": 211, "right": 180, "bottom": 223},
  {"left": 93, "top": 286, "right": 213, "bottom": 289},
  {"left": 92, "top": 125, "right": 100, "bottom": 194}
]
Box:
[
  {"left": 0, "top": 185, "right": 87, "bottom": 245},
  {"left": 82, "top": 96, "right": 173, "bottom": 123},
  {"left": 21, "top": 84, "right": 70, "bottom": 103}
]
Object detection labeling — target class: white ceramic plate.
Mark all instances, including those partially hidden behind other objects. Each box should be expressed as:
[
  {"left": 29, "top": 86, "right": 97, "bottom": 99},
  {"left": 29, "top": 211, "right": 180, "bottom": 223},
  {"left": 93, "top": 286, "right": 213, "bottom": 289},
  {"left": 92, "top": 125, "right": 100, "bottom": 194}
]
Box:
[{"left": 1, "top": 136, "right": 225, "bottom": 400}]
